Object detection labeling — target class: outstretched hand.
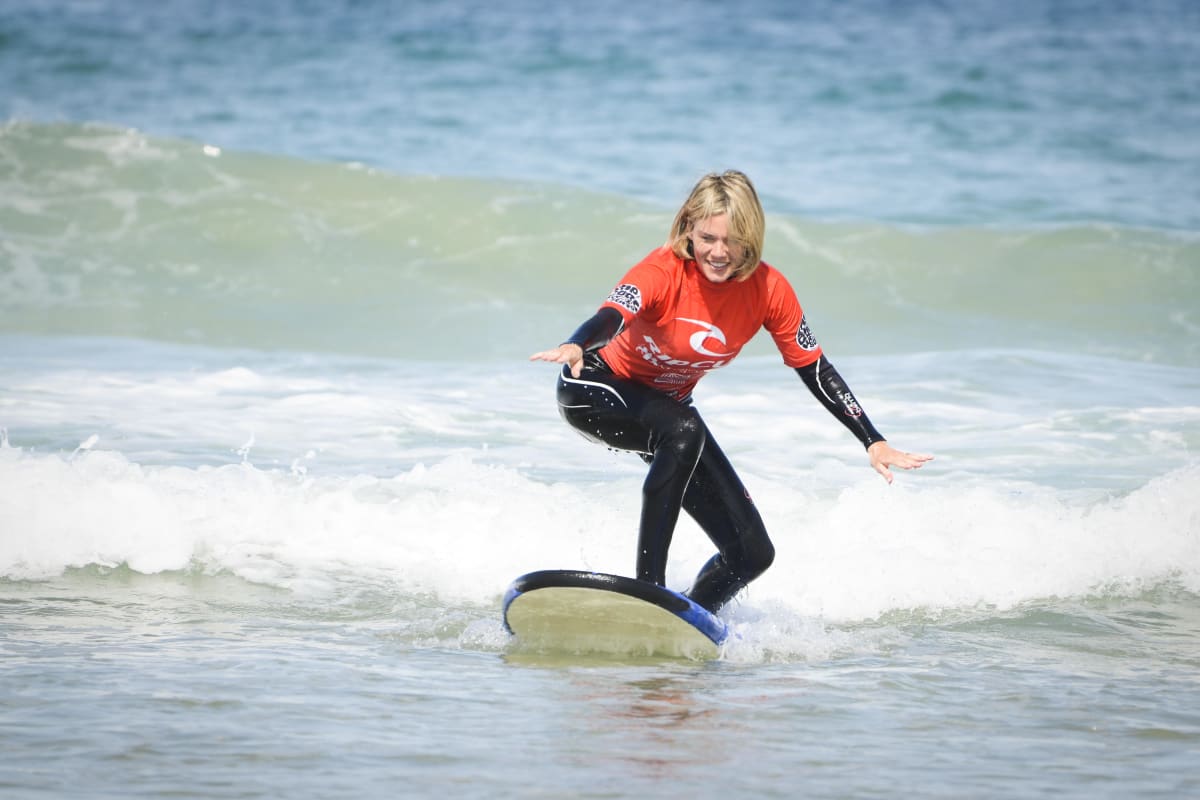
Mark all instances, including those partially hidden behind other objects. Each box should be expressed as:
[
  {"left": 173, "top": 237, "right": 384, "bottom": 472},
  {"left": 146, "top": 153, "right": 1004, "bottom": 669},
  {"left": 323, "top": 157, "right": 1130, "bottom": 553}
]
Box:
[
  {"left": 529, "top": 343, "right": 585, "bottom": 378},
  {"left": 867, "top": 441, "right": 933, "bottom": 484}
]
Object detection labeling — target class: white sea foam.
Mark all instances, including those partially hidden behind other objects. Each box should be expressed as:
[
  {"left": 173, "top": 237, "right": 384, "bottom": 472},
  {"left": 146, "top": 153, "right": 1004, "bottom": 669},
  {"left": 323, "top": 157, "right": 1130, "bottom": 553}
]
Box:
[
  {"left": 3, "top": 333, "right": 1198, "bottom": 641},
  {"left": 3, "top": 441, "right": 1195, "bottom": 625}
]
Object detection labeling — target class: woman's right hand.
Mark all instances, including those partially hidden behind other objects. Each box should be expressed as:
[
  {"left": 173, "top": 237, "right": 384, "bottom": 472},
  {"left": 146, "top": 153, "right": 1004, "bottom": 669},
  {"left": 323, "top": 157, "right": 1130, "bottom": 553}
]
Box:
[{"left": 529, "top": 343, "right": 585, "bottom": 377}]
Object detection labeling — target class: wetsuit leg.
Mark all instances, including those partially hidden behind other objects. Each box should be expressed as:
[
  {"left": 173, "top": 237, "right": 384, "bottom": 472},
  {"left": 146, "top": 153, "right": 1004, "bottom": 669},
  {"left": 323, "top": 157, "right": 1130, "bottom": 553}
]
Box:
[
  {"left": 556, "top": 364, "right": 705, "bottom": 586},
  {"left": 679, "top": 428, "right": 775, "bottom": 612}
]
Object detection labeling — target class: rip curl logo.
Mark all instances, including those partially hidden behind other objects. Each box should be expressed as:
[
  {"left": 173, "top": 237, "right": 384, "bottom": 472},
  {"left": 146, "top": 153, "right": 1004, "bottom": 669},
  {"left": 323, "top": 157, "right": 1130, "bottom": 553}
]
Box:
[
  {"left": 636, "top": 334, "right": 730, "bottom": 370},
  {"left": 837, "top": 389, "right": 863, "bottom": 418},
  {"left": 796, "top": 315, "right": 819, "bottom": 351},
  {"left": 606, "top": 283, "right": 641, "bottom": 314},
  {"left": 674, "top": 318, "right": 732, "bottom": 358}
]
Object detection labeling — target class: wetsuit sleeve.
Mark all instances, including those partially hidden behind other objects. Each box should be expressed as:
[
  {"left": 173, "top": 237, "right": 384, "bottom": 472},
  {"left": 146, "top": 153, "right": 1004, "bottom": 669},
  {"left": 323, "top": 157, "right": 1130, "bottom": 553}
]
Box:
[
  {"left": 563, "top": 306, "right": 624, "bottom": 352},
  {"left": 796, "top": 355, "right": 886, "bottom": 449}
]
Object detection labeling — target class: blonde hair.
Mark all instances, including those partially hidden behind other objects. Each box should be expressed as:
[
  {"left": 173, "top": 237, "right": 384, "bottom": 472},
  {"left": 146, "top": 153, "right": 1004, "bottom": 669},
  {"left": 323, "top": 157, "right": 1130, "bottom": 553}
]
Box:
[{"left": 667, "top": 170, "right": 765, "bottom": 281}]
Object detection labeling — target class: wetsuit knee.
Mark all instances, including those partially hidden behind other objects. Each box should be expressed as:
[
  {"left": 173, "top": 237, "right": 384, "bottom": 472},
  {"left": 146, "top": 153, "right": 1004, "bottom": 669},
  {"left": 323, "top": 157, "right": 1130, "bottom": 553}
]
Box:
[
  {"left": 717, "top": 521, "right": 775, "bottom": 582},
  {"left": 643, "top": 408, "right": 705, "bottom": 491},
  {"left": 685, "top": 523, "right": 775, "bottom": 612},
  {"left": 738, "top": 535, "right": 775, "bottom": 581}
]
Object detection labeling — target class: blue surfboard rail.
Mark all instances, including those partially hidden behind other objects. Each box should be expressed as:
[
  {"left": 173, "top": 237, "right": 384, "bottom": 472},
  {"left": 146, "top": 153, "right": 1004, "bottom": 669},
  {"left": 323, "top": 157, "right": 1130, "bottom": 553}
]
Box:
[{"left": 503, "top": 569, "right": 728, "bottom": 647}]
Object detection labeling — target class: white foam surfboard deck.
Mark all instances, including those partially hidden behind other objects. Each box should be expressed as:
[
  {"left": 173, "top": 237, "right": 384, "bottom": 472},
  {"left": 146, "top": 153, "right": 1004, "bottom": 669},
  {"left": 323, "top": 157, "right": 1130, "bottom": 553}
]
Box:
[{"left": 503, "top": 570, "right": 728, "bottom": 660}]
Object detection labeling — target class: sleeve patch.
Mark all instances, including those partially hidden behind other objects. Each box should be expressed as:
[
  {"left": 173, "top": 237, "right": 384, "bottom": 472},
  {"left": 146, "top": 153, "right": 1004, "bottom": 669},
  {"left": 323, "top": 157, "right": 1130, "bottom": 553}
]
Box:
[
  {"left": 796, "top": 315, "right": 819, "bottom": 351},
  {"left": 607, "top": 283, "right": 642, "bottom": 314}
]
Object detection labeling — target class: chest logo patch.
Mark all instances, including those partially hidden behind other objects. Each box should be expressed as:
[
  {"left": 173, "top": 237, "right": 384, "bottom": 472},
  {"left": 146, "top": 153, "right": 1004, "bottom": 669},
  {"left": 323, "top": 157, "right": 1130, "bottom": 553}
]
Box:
[{"left": 675, "top": 318, "right": 733, "bottom": 358}]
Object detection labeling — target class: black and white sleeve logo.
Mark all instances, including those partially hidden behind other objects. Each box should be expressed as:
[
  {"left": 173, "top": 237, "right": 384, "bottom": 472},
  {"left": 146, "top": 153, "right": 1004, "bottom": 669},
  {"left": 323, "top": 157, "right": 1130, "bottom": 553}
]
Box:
[
  {"left": 837, "top": 389, "right": 864, "bottom": 418},
  {"left": 795, "top": 315, "right": 819, "bottom": 351},
  {"left": 607, "top": 283, "right": 642, "bottom": 314}
]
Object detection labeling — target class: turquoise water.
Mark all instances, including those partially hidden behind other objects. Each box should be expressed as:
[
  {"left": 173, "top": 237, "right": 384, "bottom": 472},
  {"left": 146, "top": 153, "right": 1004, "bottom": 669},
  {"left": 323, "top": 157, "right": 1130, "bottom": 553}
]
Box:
[
  {"left": 5, "top": 0, "right": 1200, "bottom": 228},
  {"left": 2, "top": 1, "right": 1199, "bottom": 797}
]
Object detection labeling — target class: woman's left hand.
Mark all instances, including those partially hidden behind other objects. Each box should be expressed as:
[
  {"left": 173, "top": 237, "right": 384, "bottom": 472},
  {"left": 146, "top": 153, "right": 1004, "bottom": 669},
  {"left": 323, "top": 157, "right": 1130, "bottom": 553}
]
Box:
[{"left": 867, "top": 441, "right": 933, "bottom": 484}]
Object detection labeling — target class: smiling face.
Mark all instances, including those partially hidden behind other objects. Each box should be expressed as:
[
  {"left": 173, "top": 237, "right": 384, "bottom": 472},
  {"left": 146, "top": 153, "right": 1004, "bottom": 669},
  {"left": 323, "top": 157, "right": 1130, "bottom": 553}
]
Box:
[
  {"left": 689, "top": 213, "right": 745, "bottom": 283},
  {"left": 669, "top": 171, "right": 765, "bottom": 283}
]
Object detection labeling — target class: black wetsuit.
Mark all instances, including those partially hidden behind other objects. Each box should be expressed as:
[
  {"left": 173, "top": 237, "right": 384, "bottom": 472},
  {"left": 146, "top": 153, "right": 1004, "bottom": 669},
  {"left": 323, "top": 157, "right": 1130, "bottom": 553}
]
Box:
[{"left": 556, "top": 306, "right": 883, "bottom": 612}]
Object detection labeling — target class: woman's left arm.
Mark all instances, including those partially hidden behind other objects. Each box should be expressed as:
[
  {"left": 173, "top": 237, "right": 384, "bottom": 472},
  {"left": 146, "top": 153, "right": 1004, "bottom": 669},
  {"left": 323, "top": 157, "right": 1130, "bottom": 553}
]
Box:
[{"left": 795, "top": 356, "right": 932, "bottom": 483}]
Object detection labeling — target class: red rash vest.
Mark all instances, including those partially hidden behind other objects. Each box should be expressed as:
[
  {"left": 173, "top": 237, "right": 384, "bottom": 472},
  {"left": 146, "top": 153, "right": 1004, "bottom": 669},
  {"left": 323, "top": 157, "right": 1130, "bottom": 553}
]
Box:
[{"left": 597, "top": 246, "right": 823, "bottom": 400}]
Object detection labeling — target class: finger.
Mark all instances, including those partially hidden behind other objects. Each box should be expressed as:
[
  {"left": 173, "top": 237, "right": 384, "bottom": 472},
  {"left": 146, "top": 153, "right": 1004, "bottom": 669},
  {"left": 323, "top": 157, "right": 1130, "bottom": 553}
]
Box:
[{"left": 898, "top": 452, "right": 933, "bottom": 469}]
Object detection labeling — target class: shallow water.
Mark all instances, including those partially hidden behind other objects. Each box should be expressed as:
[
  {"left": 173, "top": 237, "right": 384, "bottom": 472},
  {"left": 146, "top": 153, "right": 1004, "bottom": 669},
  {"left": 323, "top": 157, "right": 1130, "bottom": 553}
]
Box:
[{"left": 4, "top": 570, "right": 1199, "bottom": 798}]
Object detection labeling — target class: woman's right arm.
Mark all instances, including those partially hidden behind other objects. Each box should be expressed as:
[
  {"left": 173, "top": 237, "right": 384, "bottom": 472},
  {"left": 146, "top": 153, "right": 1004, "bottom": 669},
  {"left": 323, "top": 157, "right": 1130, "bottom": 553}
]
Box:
[{"left": 529, "top": 306, "right": 624, "bottom": 377}]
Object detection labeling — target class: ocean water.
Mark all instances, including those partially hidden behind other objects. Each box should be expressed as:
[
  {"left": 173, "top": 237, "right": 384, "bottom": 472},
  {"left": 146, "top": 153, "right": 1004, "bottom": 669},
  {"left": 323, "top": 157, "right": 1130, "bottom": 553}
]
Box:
[{"left": 2, "top": 0, "right": 1200, "bottom": 797}]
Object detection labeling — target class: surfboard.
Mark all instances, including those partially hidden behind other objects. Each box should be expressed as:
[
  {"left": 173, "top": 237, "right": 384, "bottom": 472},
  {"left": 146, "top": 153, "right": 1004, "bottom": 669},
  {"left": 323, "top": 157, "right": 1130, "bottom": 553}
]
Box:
[{"left": 502, "top": 570, "right": 728, "bottom": 659}]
